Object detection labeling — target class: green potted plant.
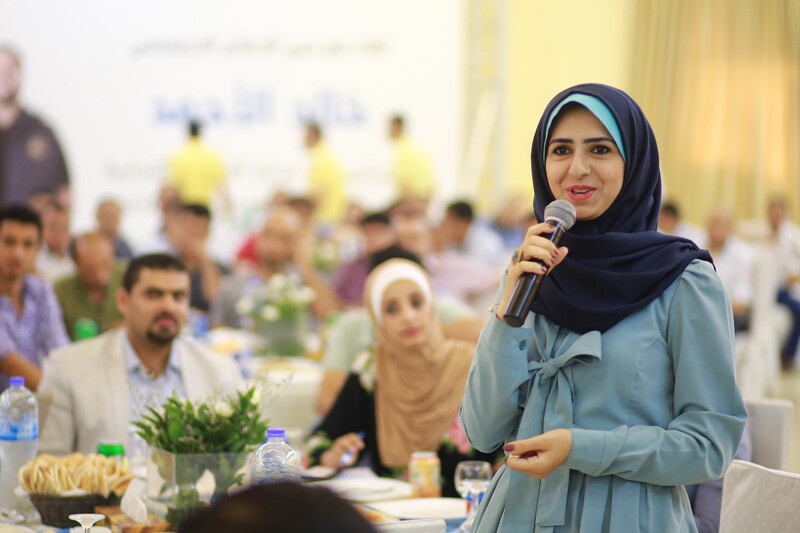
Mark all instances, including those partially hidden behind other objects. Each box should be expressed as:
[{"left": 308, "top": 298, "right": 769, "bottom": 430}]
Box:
[{"left": 133, "top": 386, "right": 268, "bottom": 526}]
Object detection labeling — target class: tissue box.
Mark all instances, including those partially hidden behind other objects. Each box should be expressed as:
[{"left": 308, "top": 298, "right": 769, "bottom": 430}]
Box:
[{"left": 96, "top": 506, "right": 171, "bottom": 533}]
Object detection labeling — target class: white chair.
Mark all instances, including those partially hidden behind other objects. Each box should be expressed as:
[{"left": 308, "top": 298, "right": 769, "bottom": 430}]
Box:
[
  {"left": 744, "top": 398, "right": 793, "bottom": 470},
  {"left": 735, "top": 248, "right": 785, "bottom": 399},
  {"left": 720, "top": 460, "right": 800, "bottom": 532}
]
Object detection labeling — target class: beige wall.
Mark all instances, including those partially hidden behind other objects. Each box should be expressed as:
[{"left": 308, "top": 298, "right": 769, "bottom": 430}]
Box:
[{"left": 504, "top": 0, "right": 636, "bottom": 205}]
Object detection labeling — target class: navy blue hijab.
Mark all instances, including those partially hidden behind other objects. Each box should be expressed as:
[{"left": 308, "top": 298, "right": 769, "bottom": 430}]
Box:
[{"left": 529, "top": 83, "right": 712, "bottom": 334}]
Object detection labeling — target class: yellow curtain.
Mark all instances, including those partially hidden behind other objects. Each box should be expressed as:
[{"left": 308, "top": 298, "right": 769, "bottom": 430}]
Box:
[{"left": 629, "top": 0, "right": 800, "bottom": 225}]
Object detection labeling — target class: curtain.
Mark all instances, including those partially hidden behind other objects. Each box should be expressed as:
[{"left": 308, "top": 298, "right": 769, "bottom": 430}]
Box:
[{"left": 629, "top": 0, "right": 800, "bottom": 225}]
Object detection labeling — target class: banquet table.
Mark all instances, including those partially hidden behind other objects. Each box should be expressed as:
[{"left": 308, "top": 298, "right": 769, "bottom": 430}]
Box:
[
  {"left": 204, "top": 328, "right": 324, "bottom": 436},
  {"left": 312, "top": 468, "right": 463, "bottom": 532}
]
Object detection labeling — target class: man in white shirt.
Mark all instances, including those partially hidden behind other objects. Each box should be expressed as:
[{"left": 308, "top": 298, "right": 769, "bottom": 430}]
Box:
[
  {"left": 765, "top": 198, "right": 800, "bottom": 368},
  {"left": 738, "top": 196, "right": 800, "bottom": 369},
  {"left": 39, "top": 253, "right": 243, "bottom": 456},
  {"left": 705, "top": 207, "right": 754, "bottom": 332},
  {"left": 437, "top": 200, "right": 507, "bottom": 268},
  {"left": 658, "top": 201, "right": 705, "bottom": 246}
]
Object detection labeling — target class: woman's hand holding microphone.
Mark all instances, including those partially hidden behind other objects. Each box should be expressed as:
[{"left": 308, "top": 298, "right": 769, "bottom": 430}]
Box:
[{"left": 496, "top": 223, "right": 569, "bottom": 322}]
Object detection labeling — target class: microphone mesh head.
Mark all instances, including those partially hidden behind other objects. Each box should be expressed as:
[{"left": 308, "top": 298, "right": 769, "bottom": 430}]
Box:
[{"left": 544, "top": 199, "right": 577, "bottom": 229}]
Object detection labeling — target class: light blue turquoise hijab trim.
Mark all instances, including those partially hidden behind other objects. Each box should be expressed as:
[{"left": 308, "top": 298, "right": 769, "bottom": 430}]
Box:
[{"left": 543, "top": 94, "right": 626, "bottom": 164}]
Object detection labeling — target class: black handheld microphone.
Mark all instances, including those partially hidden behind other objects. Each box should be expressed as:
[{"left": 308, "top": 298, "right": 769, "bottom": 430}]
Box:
[{"left": 503, "top": 199, "right": 577, "bottom": 327}]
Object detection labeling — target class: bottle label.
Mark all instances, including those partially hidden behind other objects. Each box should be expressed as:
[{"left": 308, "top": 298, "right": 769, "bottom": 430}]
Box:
[{"left": 0, "top": 414, "right": 38, "bottom": 441}]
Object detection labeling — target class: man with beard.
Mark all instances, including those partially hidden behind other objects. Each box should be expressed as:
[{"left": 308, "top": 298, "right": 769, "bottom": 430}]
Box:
[
  {"left": 211, "top": 205, "right": 340, "bottom": 328},
  {"left": 0, "top": 46, "right": 69, "bottom": 207},
  {"left": 38, "top": 253, "right": 242, "bottom": 456}
]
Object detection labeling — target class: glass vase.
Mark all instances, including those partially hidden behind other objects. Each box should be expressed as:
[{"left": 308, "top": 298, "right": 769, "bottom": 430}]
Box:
[
  {"left": 252, "top": 312, "right": 308, "bottom": 357},
  {"left": 146, "top": 447, "right": 251, "bottom": 525}
]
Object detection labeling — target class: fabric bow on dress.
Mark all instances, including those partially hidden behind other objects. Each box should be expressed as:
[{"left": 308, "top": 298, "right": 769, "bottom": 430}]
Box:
[{"left": 502, "top": 328, "right": 602, "bottom": 532}]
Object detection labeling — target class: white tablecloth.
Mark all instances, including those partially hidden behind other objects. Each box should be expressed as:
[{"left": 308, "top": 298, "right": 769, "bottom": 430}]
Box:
[
  {"left": 204, "top": 329, "right": 323, "bottom": 438},
  {"left": 248, "top": 356, "right": 323, "bottom": 438}
]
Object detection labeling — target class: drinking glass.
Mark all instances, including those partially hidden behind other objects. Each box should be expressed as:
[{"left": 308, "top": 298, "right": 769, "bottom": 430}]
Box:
[
  {"left": 69, "top": 513, "right": 105, "bottom": 532},
  {"left": 454, "top": 460, "right": 492, "bottom": 532}
]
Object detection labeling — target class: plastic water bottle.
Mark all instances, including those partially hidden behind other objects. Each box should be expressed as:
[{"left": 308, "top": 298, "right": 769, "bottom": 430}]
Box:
[
  {"left": 250, "top": 428, "right": 302, "bottom": 486},
  {"left": 0, "top": 377, "right": 38, "bottom": 515}
]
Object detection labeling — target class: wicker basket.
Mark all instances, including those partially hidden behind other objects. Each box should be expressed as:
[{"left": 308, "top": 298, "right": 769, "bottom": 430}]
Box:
[{"left": 29, "top": 493, "right": 120, "bottom": 528}]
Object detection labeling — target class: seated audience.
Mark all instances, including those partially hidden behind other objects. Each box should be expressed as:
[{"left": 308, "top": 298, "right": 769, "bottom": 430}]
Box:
[
  {"left": 308, "top": 258, "right": 500, "bottom": 497},
  {"left": 332, "top": 211, "right": 395, "bottom": 306},
  {"left": 0, "top": 205, "right": 69, "bottom": 390},
  {"left": 288, "top": 196, "right": 318, "bottom": 233},
  {"left": 35, "top": 201, "right": 74, "bottom": 282},
  {"left": 235, "top": 195, "right": 324, "bottom": 270},
  {"left": 490, "top": 197, "right": 529, "bottom": 250},
  {"left": 212, "top": 205, "right": 340, "bottom": 328},
  {"left": 436, "top": 200, "right": 506, "bottom": 267},
  {"left": 39, "top": 254, "right": 243, "bottom": 456},
  {"left": 178, "top": 483, "right": 376, "bottom": 533},
  {"left": 766, "top": 197, "right": 800, "bottom": 368},
  {"left": 740, "top": 196, "right": 800, "bottom": 369},
  {"left": 316, "top": 245, "right": 484, "bottom": 416},
  {"left": 95, "top": 198, "right": 133, "bottom": 260},
  {"left": 138, "top": 185, "right": 182, "bottom": 255},
  {"left": 53, "top": 232, "right": 125, "bottom": 339},
  {"left": 705, "top": 207, "right": 754, "bottom": 332},
  {"left": 327, "top": 202, "right": 368, "bottom": 266},
  {"left": 658, "top": 200, "right": 705, "bottom": 245},
  {"left": 395, "top": 214, "right": 499, "bottom": 309},
  {"left": 171, "top": 204, "right": 228, "bottom": 312},
  {"left": 386, "top": 196, "right": 429, "bottom": 220}
]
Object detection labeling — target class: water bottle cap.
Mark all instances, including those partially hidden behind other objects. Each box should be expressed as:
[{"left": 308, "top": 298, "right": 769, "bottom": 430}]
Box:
[
  {"left": 267, "top": 428, "right": 285, "bottom": 439},
  {"left": 9, "top": 376, "right": 24, "bottom": 386}
]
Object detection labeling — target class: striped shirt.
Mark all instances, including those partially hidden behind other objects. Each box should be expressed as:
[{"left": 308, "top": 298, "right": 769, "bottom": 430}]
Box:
[
  {"left": 122, "top": 333, "right": 184, "bottom": 425},
  {"left": 0, "top": 274, "right": 69, "bottom": 390}
]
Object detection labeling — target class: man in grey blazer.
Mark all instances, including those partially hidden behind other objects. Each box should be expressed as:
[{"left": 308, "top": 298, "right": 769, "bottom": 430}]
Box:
[{"left": 39, "top": 253, "right": 243, "bottom": 456}]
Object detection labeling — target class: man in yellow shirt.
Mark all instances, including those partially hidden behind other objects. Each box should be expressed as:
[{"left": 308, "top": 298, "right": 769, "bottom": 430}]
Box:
[
  {"left": 305, "top": 122, "right": 347, "bottom": 224},
  {"left": 168, "top": 121, "right": 227, "bottom": 209},
  {"left": 389, "top": 115, "right": 434, "bottom": 200}
]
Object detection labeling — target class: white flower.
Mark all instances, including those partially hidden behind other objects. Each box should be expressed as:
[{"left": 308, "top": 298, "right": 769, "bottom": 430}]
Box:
[
  {"left": 293, "top": 286, "right": 315, "bottom": 305},
  {"left": 213, "top": 401, "right": 233, "bottom": 418},
  {"left": 267, "top": 274, "right": 288, "bottom": 293},
  {"left": 250, "top": 388, "right": 262, "bottom": 406},
  {"left": 260, "top": 305, "right": 280, "bottom": 322},
  {"left": 235, "top": 296, "right": 255, "bottom": 316},
  {"left": 287, "top": 289, "right": 302, "bottom": 305}
]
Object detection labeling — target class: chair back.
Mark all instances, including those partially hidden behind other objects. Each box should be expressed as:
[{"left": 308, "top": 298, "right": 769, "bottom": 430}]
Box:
[
  {"left": 720, "top": 460, "right": 800, "bottom": 532},
  {"left": 745, "top": 398, "right": 793, "bottom": 470}
]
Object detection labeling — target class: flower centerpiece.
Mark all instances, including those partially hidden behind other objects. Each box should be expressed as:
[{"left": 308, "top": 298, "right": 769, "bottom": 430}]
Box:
[
  {"left": 235, "top": 272, "right": 315, "bottom": 356},
  {"left": 313, "top": 240, "right": 340, "bottom": 275},
  {"left": 133, "top": 386, "right": 268, "bottom": 526}
]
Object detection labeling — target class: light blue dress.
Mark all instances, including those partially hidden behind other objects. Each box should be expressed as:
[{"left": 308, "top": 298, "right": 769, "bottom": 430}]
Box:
[{"left": 459, "top": 260, "right": 747, "bottom": 532}]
